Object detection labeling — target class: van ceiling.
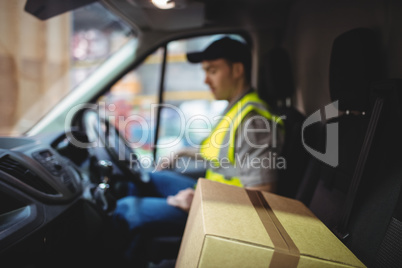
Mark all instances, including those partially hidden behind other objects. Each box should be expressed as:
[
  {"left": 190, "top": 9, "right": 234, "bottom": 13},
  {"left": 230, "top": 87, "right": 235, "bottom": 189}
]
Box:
[
  {"left": 25, "top": 0, "right": 292, "bottom": 32},
  {"left": 24, "top": 0, "right": 98, "bottom": 20},
  {"left": 103, "top": 0, "right": 292, "bottom": 32}
]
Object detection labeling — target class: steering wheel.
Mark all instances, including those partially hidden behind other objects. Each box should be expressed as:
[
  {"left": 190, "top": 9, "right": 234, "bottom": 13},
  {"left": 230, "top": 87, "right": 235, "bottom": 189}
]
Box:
[{"left": 82, "top": 109, "right": 149, "bottom": 185}]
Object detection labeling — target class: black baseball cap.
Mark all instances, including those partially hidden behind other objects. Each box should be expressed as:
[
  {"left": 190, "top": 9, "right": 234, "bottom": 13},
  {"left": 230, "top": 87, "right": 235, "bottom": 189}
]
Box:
[{"left": 186, "top": 37, "right": 251, "bottom": 67}]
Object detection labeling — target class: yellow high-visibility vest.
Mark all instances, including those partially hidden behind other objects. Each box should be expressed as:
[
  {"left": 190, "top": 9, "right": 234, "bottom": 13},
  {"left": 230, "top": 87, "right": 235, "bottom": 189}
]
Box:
[{"left": 199, "top": 91, "right": 283, "bottom": 187}]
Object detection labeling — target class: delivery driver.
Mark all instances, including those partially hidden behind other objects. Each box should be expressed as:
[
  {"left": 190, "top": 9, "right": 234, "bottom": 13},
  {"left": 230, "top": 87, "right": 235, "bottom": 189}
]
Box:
[{"left": 112, "top": 36, "right": 284, "bottom": 266}]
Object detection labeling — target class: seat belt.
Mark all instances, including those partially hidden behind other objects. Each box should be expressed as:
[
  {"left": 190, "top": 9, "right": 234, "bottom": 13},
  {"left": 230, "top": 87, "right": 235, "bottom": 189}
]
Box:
[{"left": 333, "top": 95, "right": 385, "bottom": 241}]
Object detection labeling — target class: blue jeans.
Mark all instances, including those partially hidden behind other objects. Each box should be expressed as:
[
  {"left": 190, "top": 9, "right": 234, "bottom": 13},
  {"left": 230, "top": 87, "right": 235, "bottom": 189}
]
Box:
[{"left": 112, "top": 170, "right": 196, "bottom": 264}]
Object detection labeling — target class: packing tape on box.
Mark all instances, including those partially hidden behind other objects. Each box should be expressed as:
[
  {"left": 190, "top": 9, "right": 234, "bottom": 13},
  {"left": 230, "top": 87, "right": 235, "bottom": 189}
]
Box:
[{"left": 246, "top": 190, "right": 300, "bottom": 267}]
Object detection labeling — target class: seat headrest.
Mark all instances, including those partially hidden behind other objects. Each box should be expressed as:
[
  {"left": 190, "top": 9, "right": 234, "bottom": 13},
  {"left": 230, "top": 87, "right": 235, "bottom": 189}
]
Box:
[
  {"left": 329, "top": 28, "right": 382, "bottom": 111},
  {"left": 260, "top": 47, "right": 295, "bottom": 103}
]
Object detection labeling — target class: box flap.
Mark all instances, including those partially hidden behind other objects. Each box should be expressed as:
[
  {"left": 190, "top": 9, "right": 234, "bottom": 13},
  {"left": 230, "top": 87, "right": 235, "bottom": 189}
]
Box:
[
  {"left": 198, "top": 178, "right": 274, "bottom": 248},
  {"left": 199, "top": 235, "right": 275, "bottom": 267}
]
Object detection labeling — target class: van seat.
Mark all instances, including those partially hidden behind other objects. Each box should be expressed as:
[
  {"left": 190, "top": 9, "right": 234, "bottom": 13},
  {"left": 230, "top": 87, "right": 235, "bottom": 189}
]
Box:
[
  {"left": 260, "top": 47, "right": 310, "bottom": 198},
  {"left": 294, "top": 28, "right": 402, "bottom": 267}
]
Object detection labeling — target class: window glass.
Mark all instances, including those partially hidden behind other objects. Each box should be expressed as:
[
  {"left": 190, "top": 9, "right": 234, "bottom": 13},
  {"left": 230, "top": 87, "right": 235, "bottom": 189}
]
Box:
[
  {"left": 97, "top": 34, "right": 247, "bottom": 163},
  {"left": 71, "top": 3, "right": 134, "bottom": 88},
  {"left": 156, "top": 34, "right": 246, "bottom": 159},
  {"left": 2, "top": 1, "right": 134, "bottom": 135},
  {"left": 99, "top": 48, "right": 163, "bottom": 159}
]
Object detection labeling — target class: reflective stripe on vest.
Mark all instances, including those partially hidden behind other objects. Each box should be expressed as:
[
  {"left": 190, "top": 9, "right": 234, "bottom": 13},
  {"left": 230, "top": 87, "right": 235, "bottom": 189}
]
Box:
[{"left": 200, "top": 91, "right": 283, "bottom": 187}]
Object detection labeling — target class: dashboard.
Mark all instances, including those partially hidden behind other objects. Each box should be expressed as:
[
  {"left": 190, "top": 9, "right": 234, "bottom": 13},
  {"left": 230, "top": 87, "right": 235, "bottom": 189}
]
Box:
[
  {"left": 0, "top": 126, "right": 204, "bottom": 268},
  {"left": 0, "top": 131, "right": 107, "bottom": 267}
]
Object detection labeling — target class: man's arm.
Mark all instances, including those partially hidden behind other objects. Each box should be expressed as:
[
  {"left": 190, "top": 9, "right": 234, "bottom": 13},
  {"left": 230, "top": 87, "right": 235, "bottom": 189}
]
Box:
[{"left": 235, "top": 112, "right": 284, "bottom": 193}]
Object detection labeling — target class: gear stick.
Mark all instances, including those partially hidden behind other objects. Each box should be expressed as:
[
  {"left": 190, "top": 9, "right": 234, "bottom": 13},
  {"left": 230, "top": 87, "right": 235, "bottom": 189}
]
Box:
[
  {"left": 98, "top": 159, "right": 113, "bottom": 184},
  {"left": 93, "top": 160, "right": 115, "bottom": 213}
]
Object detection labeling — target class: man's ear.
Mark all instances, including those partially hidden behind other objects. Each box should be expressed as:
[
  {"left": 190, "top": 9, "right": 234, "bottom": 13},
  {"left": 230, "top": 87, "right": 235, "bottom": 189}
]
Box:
[{"left": 232, "top": 62, "right": 245, "bottom": 79}]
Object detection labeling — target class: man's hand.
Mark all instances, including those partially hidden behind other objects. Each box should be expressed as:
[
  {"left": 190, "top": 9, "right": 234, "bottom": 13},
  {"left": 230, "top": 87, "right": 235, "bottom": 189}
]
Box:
[{"left": 166, "top": 188, "right": 195, "bottom": 212}]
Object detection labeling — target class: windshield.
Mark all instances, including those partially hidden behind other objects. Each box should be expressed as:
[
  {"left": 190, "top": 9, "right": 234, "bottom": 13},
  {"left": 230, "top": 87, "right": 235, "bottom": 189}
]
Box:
[{"left": 0, "top": 2, "right": 135, "bottom": 136}]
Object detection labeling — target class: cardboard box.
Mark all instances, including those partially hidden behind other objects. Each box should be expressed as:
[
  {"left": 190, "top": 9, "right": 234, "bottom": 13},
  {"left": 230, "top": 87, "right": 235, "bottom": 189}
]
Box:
[{"left": 176, "top": 179, "right": 366, "bottom": 268}]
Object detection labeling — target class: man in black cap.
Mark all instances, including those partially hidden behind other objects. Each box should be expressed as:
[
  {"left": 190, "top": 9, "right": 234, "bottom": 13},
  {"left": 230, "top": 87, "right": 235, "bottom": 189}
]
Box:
[
  {"left": 112, "top": 37, "right": 283, "bottom": 265},
  {"left": 166, "top": 37, "right": 284, "bottom": 208}
]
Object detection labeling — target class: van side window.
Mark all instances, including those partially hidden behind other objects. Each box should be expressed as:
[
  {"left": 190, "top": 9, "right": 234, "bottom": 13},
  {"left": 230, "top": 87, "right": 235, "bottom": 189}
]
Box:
[
  {"left": 156, "top": 35, "right": 245, "bottom": 160},
  {"left": 99, "top": 48, "right": 163, "bottom": 159},
  {"left": 98, "top": 34, "right": 246, "bottom": 163}
]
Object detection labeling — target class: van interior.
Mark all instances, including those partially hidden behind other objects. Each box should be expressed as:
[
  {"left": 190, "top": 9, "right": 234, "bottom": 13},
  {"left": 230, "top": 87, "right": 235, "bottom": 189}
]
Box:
[{"left": 1, "top": 0, "right": 402, "bottom": 267}]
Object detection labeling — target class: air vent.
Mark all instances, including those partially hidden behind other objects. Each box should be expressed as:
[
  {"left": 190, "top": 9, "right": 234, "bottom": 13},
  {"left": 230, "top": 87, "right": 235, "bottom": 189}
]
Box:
[{"left": 0, "top": 155, "right": 58, "bottom": 195}]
